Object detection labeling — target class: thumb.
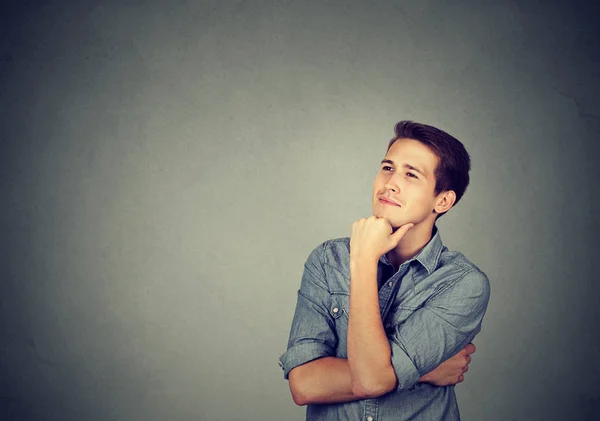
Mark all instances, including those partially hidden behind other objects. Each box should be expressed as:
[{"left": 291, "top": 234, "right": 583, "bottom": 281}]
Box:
[{"left": 390, "top": 223, "right": 415, "bottom": 246}]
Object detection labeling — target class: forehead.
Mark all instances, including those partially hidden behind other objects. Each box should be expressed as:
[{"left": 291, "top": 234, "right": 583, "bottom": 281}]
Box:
[{"left": 385, "top": 138, "right": 439, "bottom": 175}]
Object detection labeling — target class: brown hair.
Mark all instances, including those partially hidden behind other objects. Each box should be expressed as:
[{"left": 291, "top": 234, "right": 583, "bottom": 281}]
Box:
[{"left": 388, "top": 121, "right": 471, "bottom": 217}]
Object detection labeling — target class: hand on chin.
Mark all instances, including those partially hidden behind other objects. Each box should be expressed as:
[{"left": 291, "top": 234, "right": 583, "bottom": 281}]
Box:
[{"left": 375, "top": 215, "right": 414, "bottom": 233}]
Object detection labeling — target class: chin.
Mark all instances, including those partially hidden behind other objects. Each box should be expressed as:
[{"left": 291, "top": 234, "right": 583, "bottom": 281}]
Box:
[
  {"left": 389, "top": 221, "right": 406, "bottom": 230},
  {"left": 377, "top": 215, "right": 405, "bottom": 229},
  {"left": 373, "top": 209, "right": 399, "bottom": 224},
  {"left": 389, "top": 216, "right": 415, "bottom": 229}
]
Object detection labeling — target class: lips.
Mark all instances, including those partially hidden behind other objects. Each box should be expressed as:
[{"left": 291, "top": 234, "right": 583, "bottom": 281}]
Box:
[{"left": 379, "top": 197, "right": 401, "bottom": 207}]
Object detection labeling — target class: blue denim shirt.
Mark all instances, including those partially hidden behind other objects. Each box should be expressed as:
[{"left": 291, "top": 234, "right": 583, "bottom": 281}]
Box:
[{"left": 279, "top": 227, "right": 490, "bottom": 421}]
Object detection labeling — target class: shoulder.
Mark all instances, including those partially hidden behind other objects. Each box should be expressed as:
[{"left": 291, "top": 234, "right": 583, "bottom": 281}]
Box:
[
  {"left": 306, "top": 237, "right": 351, "bottom": 266},
  {"left": 303, "top": 238, "right": 352, "bottom": 287},
  {"left": 434, "top": 249, "right": 491, "bottom": 296},
  {"left": 438, "top": 249, "right": 487, "bottom": 277}
]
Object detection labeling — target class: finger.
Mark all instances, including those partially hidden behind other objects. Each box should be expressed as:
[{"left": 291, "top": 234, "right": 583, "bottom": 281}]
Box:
[
  {"left": 458, "top": 375, "right": 464, "bottom": 383},
  {"left": 463, "top": 365, "right": 469, "bottom": 373},
  {"left": 465, "top": 355, "right": 472, "bottom": 364},
  {"left": 352, "top": 218, "right": 366, "bottom": 231},
  {"left": 464, "top": 343, "right": 476, "bottom": 355},
  {"left": 390, "top": 222, "right": 415, "bottom": 245}
]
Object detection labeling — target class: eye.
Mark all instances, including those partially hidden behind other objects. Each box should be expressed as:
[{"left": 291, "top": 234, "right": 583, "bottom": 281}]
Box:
[
  {"left": 382, "top": 165, "right": 393, "bottom": 172},
  {"left": 406, "top": 172, "right": 418, "bottom": 179}
]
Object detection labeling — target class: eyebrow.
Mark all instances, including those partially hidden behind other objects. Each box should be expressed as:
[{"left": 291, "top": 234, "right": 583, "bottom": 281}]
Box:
[{"left": 381, "top": 159, "right": 427, "bottom": 177}]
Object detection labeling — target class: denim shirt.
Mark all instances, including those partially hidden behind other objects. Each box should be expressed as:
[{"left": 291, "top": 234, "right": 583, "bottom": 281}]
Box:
[{"left": 279, "top": 227, "right": 490, "bottom": 421}]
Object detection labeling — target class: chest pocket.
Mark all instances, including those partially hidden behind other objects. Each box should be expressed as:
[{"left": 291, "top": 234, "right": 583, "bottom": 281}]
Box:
[
  {"left": 329, "top": 292, "right": 350, "bottom": 319},
  {"left": 329, "top": 292, "right": 349, "bottom": 357}
]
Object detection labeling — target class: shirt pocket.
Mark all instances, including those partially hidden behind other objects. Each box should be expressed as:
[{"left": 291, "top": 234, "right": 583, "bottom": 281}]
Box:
[
  {"left": 329, "top": 292, "right": 350, "bottom": 357},
  {"left": 330, "top": 292, "right": 350, "bottom": 319}
]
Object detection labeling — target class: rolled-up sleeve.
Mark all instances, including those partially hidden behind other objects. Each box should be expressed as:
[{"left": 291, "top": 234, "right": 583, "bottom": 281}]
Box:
[
  {"left": 279, "top": 244, "right": 337, "bottom": 379},
  {"left": 389, "top": 268, "right": 491, "bottom": 391}
]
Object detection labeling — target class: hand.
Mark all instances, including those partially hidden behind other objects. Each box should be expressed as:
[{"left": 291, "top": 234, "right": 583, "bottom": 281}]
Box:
[
  {"left": 419, "top": 343, "right": 476, "bottom": 386},
  {"left": 350, "top": 216, "right": 414, "bottom": 263}
]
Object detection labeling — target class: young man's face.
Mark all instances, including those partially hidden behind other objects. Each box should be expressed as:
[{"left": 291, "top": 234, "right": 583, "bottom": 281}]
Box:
[{"left": 372, "top": 137, "right": 442, "bottom": 229}]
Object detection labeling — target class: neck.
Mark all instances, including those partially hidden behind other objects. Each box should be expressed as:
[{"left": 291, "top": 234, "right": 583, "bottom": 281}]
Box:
[{"left": 386, "top": 223, "right": 434, "bottom": 270}]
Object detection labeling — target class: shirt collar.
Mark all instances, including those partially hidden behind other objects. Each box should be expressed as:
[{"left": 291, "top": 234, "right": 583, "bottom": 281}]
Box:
[
  {"left": 414, "top": 225, "right": 444, "bottom": 275},
  {"left": 379, "top": 225, "right": 444, "bottom": 275}
]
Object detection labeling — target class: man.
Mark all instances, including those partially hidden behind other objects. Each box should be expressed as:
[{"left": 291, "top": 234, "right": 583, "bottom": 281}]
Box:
[{"left": 279, "top": 121, "right": 491, "bottom": 420}]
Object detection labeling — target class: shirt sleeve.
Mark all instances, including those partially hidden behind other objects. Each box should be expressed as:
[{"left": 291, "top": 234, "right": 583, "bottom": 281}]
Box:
[
  {"left": 278, "top": 243, "right": 337, "bottom": 379},
  {"left": 388, "top": 268, "right": 491, "bottom": 391}
]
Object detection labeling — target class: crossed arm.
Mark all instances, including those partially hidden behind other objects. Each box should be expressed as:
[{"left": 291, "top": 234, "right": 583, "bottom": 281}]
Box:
[
  {"left": 287, "top": 254, "right": 478, "bottom": 406},
  {"left": 289, "top": 347, "right": 475, "bottom": 406},
  {"left": 285, "top": 221, "right": 488, "bottom": 406}
]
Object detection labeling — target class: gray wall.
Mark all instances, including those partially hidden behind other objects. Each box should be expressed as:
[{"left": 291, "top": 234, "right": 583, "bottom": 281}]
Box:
[{"left": 1, "top": 1, "right": 598, "bottom": 420}]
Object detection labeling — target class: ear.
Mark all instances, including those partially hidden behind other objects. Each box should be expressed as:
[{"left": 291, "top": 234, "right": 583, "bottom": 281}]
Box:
[{"left": 433, "top": 190, "right": 456, "bottom": 214}]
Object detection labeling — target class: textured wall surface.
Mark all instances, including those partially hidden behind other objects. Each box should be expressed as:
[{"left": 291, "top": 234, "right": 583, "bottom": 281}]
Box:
[{"left": 1, "top": 1, "right": 598, "bottom": 420}]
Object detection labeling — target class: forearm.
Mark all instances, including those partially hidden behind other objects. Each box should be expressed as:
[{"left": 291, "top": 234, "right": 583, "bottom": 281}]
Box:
[
  {"left": 288, "top": 357, "right": 364, "bottom": 405},
  {"left": 347, "top": 258, "right": 397, "bottom": 396}
]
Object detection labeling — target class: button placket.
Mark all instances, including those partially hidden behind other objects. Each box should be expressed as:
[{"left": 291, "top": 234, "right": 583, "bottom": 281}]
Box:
[
  {"left": 380, "top": 266, "right": 409, "bottom": 319},
  {"left": 364, "top": 398, "right": 378, "bottom": 421}
]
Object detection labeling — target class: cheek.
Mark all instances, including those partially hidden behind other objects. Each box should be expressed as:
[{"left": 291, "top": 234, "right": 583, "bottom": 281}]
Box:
[
  {"left": 405, "top": 188, "right": 432, "bottom": 207},
  {"left": 372, "top": 181, "right": 385, "bottom": 195}
]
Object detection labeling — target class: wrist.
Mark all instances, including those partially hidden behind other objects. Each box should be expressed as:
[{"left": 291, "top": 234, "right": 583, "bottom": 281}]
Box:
[{"left": 350, "top": 254, "right": 379, "bottom": 269}]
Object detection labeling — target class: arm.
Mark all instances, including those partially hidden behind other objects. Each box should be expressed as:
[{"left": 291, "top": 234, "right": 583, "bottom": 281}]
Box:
[
  {"left": 280, "top": 244, "right": 362, "bottom": 406},
  {"left": 346, "top": 217, "right": 413, "bottom": 396},
  {"left": 347, "top": 217, "right": 489, "bottom": 394},
  {"left": 281, "top": 230, "right": 484, "bottom": 405},
  {"left": 288, "top": 357, "right": 356, "bottom": 405},
  {"left": 281, "top": 240, "right": 399, "bottom": 406},
  {"left": 419, "top": 342, "right": 476, "bottom": 386},
  {"left": 388, "top": 271, "right": 489, "bottom": 390},
  {"left": 288, "top": 343, "right": 477, "bottom": 405},
  {"left": 347, "top": 257, "right": 398, "bottom": 396}
]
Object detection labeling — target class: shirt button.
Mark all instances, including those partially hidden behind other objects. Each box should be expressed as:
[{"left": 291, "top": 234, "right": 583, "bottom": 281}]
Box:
[
  {"left": 367, "top": 417, "right": 373, "bottom": 421},
  {"left": 332, "top": 307, "right": 339, "bottom": 313},
  {"left": 388, "top": 281, "right": 393, "bottom": 287}
]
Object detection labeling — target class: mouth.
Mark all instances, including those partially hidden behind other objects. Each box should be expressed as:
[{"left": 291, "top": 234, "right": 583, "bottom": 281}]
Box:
[{"left": 379, "top": 197, "right": 401, "bottom": 207}]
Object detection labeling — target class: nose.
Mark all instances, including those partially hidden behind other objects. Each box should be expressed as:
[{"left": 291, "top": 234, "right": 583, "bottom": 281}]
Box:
[{"left": 384, "top": 179, "right": 399, "bottom": 193}]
